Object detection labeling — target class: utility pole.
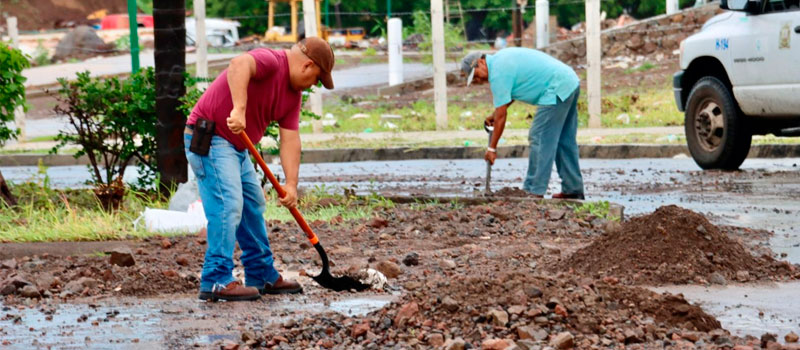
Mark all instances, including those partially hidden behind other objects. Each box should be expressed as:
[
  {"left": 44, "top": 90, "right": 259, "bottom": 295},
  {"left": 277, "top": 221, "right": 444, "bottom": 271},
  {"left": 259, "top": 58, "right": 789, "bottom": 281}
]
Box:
[
  {"left": 303, "top": 0, "right": 324, "bottom": 134},
  {"left": 127, "top": 0, "right": 140, "bottom": 72},
  {"left": 512, "top": 0, "right": 522, "bottom": 47},
  {"left": 585, "top": 0, "right": 602, "bottom": 128},
  {"left": 535, "top": 0, "right": 549, "bottom": 49},
  {"left": 154, "top": 0, "right": 188, "bottom": 188},
  {"left": 431, "top": 0, "right": 448, "bottom": 130},
  {"left": 194, "top": 0, "right": 208, "bottom": 90}
]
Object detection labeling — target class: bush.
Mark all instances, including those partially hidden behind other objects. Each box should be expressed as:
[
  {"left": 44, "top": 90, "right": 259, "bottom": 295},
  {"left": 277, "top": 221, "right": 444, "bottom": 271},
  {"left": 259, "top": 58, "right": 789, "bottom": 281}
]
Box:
[
  {"left": 50, "top": 68, "right": 158, "bottom": 210},
  {"left": 0, "top": 43, "right": 30, "bottom": 146},
  {"left": 405, "top": 10, "right": 465, "bottom": 63}
]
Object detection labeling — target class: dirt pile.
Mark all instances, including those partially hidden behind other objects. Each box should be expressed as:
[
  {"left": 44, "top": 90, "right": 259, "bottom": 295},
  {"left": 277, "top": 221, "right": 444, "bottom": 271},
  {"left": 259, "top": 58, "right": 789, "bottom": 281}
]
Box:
[
  {"left": 244, "top": 272, "right": 721, "bottom": 349},
  {"left": 564, "top": 205, "right": 796, "bottom": 285}
]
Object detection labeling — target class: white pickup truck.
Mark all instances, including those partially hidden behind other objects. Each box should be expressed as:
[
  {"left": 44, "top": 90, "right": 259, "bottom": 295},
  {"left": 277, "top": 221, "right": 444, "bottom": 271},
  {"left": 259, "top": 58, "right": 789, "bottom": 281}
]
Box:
[{"left": 674, "top": 0, "right": 800, "bottom": 169}]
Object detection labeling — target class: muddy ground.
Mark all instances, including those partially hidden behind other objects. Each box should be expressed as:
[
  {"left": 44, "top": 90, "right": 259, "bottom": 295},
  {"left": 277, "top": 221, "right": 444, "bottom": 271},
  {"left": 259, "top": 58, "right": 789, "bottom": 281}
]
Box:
[{"left": 2, "top": 196, "right": 799, "bottom": 349}]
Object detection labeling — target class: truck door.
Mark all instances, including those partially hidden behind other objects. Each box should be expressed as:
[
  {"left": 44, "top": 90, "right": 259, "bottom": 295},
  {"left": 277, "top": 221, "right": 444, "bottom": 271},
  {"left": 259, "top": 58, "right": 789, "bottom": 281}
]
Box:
[{"left": 731, "top": 0, "right": 800, "bottom": 116}]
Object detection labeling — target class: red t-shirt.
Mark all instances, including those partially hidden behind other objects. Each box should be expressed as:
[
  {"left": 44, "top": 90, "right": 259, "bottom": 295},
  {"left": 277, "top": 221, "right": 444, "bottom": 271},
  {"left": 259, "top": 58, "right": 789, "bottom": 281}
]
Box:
[{"left": 187, "top": 48, "right": 301, "bottom": 151}]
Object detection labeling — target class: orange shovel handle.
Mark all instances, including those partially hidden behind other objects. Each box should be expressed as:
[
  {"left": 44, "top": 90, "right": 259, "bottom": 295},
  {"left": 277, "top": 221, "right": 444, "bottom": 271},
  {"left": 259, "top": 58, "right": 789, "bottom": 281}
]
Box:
[{"left": 238, "top": 132, "right": 319, "bottom": 245}]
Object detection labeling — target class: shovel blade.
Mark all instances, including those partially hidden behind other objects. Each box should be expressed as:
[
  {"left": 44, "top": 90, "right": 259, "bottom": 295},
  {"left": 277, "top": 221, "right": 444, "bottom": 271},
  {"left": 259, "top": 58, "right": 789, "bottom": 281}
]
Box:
[{"left": 310, "top": 242, "right": 370, "bottom": 292}]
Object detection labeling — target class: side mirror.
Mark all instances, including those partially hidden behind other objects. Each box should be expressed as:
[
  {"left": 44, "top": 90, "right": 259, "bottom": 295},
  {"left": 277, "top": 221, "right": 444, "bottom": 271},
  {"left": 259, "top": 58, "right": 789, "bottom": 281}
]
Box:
[{"left": 721, "top": 0, "right": 763, "bottom": 13}]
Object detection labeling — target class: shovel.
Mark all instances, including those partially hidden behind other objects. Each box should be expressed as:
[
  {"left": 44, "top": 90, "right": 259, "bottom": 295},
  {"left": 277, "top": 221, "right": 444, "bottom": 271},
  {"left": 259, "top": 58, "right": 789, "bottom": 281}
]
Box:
[
  {"left": 238, "top": 132, "right": 369, "bottom": 292},
  {"left": 484, "top": 120, "right": 494, "bottom": 194}
]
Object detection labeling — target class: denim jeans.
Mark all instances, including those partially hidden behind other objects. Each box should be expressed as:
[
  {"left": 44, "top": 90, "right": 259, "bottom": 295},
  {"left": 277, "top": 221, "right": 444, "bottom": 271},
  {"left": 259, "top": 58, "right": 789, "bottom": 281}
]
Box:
[
  {"left": 184, "top": 133, "right": 280, "bottom": 292},
  {"left": 522, "top": 88, "right": 585, "bottom": 196}
]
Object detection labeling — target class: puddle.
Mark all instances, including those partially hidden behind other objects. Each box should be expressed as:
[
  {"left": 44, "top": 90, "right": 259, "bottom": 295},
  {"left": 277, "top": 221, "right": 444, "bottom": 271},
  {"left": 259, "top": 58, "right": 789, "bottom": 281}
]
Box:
[
  {"left": 651, "top": 282, "right": 800, "bottom": 339},
  {"left": 0, "top": 301, "right": 162, "bottom": 349}
]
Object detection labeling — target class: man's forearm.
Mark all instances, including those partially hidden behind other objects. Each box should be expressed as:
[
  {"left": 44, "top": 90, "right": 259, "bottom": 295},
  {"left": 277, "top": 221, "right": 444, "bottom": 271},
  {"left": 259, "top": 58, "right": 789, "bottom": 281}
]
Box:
[
  {"left": 279, "top": 129, "right": 301, "bottom": 187},
  {"left": 227, "top": 55, "right": 255, "bottom": 112},
  {"left": 490, "top": 109, "right": 508, "bottom": 149}
]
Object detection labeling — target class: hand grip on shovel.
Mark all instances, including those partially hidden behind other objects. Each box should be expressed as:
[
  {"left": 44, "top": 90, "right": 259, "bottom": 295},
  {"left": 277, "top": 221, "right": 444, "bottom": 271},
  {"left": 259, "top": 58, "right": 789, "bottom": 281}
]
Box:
[{"left": 238, "top": 132, "right": 368, "bottom": 292}]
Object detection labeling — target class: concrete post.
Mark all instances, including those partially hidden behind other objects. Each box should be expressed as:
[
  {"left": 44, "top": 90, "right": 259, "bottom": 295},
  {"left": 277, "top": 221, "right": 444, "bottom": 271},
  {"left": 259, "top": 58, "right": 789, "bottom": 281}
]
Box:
[
  {"left": 268, "top": 1, "right": 275, "bottom": 30},
  {"left": 431, "top": 0, "right": 448, "bottom": 130},
  {"left": 585, "top": 0, "right": 602, "bottom": 128},
  {"left": 8, "top": 17, "right": 24, "bottom": 141},
  {"left": 666, "top": 0, "right": 679, "bottom": 15},
  {"left": 535, "top": 0, "right": 549, "bottom": 49},
  {"left": 388, "top": 18, "right": 403, "bottom": 86},
  {"left": 303, "top": 0, "right": 324, "bottom": 133},
  {"left": 194, "top": 0, "right": 209, "bottom": 90}
]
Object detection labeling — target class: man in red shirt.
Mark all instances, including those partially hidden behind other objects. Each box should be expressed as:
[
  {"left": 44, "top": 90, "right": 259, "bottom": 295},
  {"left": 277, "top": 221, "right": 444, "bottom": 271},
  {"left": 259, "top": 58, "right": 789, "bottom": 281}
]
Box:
[{"left": 184, "top": 37, "right": 334, "bottom": 301}]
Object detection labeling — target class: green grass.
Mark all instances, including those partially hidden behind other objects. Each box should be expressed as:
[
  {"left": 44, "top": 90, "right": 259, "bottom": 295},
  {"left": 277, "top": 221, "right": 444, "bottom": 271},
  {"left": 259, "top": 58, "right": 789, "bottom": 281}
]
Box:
[
  {"left": 1, "top": 180, "right": 391, "bottom": 243},
  {"left": 27, "top": 135, "right": 58, "bottom": 142},
  {"left": 308, "top": 84, "right": 683, "bottom": 135},
  {"left": 623, "top": 61, "right": 657, "bottom": 74},
  {"left": 568, "top": 200, "right": 619, "bottom": 221}
]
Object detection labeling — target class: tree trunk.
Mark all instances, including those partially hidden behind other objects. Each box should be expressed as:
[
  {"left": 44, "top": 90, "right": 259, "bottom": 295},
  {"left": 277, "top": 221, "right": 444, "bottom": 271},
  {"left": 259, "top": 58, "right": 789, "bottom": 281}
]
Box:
[
  {"left": 334, "top": 1, "right": 342, "bottom": 28},
  {"left": 153, "top": 0, "right": 188, "bottom": 193},
  {"left": 0, "top": 169, "right": 17, "bottom": 207}
]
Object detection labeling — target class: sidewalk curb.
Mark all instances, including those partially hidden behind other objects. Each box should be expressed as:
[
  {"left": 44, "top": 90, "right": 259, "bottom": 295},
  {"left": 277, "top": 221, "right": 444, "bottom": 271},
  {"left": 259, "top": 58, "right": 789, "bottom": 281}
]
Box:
[{"left": 2, "top": 144, "right": 800, "bottom": 167}]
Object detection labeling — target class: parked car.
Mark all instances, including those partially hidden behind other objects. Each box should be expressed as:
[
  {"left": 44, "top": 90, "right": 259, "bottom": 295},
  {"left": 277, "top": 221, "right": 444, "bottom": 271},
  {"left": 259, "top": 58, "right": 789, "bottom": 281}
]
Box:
[{"left": 673, "top": 0, "right": 800, "bottom": 169}]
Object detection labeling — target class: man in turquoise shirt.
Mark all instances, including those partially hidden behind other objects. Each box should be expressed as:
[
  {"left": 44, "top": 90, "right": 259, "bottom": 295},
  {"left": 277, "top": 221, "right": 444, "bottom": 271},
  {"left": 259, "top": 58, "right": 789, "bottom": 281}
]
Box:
[{"left": 462, "top": 48, "right": 585, "bottom": 199}]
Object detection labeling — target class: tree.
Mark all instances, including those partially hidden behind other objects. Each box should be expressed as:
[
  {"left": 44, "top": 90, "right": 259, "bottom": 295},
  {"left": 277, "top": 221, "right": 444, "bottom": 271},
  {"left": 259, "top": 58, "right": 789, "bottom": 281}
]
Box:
[{"left": 0, "top": 43, "right": 29, "bottom": 206}]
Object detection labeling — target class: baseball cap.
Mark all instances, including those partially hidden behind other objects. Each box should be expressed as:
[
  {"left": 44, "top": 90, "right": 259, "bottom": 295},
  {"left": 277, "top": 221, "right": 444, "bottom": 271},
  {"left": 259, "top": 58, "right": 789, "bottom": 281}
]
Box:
[
  {"left": 297, "top": 37, "right": 335, "bottom": 89},
  {"left": 461, "top": 52, "right": 484, "bottom": 86}
]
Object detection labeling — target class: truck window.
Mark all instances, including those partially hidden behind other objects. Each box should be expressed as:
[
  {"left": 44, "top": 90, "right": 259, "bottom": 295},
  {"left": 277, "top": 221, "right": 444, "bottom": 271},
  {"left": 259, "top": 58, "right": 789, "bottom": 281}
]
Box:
[{"left": 764, "top": 0, "right": 800, "bottom": 12}]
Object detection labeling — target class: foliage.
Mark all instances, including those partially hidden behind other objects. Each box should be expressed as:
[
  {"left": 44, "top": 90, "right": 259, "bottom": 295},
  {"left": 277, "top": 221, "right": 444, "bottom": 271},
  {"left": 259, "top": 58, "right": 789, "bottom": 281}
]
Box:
[
  {"left": 0, "top": 43, "right": 29, "bottom": 146},
  {"left": 405, "top": 10, "right": 465, "bottom": 62},
  {"left": 50, "top": 68, "right": 159, "bottom": 191},
  {"left": 32, "top": 40, "right": 50, "bottom": 66},
  {"left": 569, "top": 200, "right": 618, "bottom": 221}
]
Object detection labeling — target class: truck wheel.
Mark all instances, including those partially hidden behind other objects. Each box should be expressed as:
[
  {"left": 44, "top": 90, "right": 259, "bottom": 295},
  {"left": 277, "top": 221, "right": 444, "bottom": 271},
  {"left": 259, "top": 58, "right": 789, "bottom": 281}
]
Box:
[{"left": 684, "top": 76, "right": 751, "bottom": 170}]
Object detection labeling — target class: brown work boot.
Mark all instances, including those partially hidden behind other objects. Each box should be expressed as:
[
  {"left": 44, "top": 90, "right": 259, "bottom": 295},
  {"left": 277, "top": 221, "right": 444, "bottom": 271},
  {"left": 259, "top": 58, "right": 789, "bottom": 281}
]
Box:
[
  {"left": 552, "top": 192, "right": 585, "bottom": 200},
  {"left": 198, "top": 281, "right": 260, "bottom": 301},
  {"left": 257, "top": 275, "right": 303, "bottom": 295}
]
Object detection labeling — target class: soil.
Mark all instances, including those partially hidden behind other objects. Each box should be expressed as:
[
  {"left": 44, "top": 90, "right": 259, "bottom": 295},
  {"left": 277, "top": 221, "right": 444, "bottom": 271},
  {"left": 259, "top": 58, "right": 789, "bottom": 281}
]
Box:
[
  {"left": 1, "top": 200, "right": 798, "bottom": 349},
  {"left": 563, "top": 205, "right": 797, "bottom": 286},
  {"left": 0, "top": 0, "right": 127, "bottom": 31}
]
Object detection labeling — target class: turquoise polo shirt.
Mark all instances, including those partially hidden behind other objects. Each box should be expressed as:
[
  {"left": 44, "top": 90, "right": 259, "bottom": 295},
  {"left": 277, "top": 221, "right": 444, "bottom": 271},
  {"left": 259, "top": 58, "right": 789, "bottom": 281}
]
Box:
[{"left": 486, "top": 47, "right": 580, "bottom": 108}]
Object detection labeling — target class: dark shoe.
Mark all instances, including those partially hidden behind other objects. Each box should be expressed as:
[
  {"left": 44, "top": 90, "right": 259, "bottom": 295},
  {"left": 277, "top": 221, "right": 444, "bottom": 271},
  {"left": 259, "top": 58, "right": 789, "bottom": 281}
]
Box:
[
  {"left": 257, "top": 276, "right": 303, "bottom": 295},
  {"left": 198, "top": 281, "right": 260, "bottom": 301},
  {"left": 552, "top": 192, "right": 585, "bottom": 200}
]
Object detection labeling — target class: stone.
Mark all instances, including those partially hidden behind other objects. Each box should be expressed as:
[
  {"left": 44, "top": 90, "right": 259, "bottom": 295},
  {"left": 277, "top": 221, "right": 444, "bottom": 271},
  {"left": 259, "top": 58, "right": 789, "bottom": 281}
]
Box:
[
  {"left": 487, "top": 309, "right": 509, "bottom": 327},
  {"left": 19, "top": 285, "right": 41, "bottom": 298},
  {"left": 736, "top": 270, "right": 750, "bottom": 281},
  {"left": 394, "top": 302, "right": 419, "bottom": 327},
  {"left": 554, "top": 304, "right": 568, "bottom": 317},
  {"left": 53, "top": 25, "right": 114, "bottom": 61},
  {"left": 643, "top": 41, "right": 658, "bottom": 54},
  {"left": 427, "top": 333, "right": 444, "bottom": 347},
  {"left": 708, "top": 272, "right": 727, "bottom": 285},
  {"left": 516, "top": 339, "right": 540, "bottom": 350},
  {"left": 508, "top": 305, "right": 526, "bottom": 315},
  {"left": 162, "top": 270, "right": 179, "bottom": 278},
  {"left": 64, "top": 277, "right": 98, "bottom": 294},
  {"left": 440, "top": 259, "right": 457, "bottom": 269},
  {"left": 517, "top": 326, "right": 539, "bottom": 340},
  {"left": 551, "top": 332, "right": 574, "bottom": 349},
  {"left": 352, "top": 321, "right": 370, "bottom": 338},
  {"left": 444, "top": 337, "right": 467, "bottom": 350},
  {"left": 442, "top": 296, "right": 460, "bottom": 312},
  {"left": 626, "top": 35, "right": 644, "bottom": 50},
  {"left": 375, "top": 261, "right": 403, "bottom": 279},
  {"left": 241, "top": 331, "right": 256, "bottom": 342},
  {"left": 625, "top": 329, "right": 645, "bottom": 344},
  {"left": 107, "top": 247, "right": 136, "bottom": 267},
  {"left": 482, "top": 338, "right": 511, "bottom": 350},
  {"left": 0, "top": 258, "right": 17, "bottom": 269},
  {"left": 160, "top": 238, "right": 172, "bottom": 249},
  {"left": 402, "top": 252, "right": 420, "bottom": 266},
  {"left": 761, "top": 333, "right": 778, "bottom": 348},
  {"left": 733, "top": 346, "right": 754, "bottom": 350},
  {"left": 367, "top": 217, "right": 389, "bottom": 229},
  {"left": 176, "top": 255, "right": 190, "bottom": 266},
  {"left": 0, "top": 276, "right": 31, "bottom": 295},
  {"left": 787, "top": 332, "right": 799, "bottom": 343}
]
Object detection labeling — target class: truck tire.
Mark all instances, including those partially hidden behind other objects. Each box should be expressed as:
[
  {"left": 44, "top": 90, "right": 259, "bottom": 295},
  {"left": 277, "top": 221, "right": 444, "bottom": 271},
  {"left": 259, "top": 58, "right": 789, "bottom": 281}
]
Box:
[{"left": 684, "top": 76, "right": 751, "bottom": 170}]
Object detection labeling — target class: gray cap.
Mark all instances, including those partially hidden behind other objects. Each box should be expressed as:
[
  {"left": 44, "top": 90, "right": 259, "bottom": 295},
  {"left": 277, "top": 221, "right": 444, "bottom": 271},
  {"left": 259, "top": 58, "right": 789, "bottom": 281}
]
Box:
[{"left": 460, "top": 52, "right": 484, "bottom": 86}]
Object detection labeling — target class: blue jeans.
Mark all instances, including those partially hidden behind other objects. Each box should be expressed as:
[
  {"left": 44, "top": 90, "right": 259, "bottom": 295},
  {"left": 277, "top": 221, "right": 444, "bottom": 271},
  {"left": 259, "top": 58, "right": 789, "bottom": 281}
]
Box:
[
  {"left": 523, "top": 88, "right": 585, "bottom": 196},
  {"left": 184, "top": 133, "right": 280, "bottom": 292}
]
